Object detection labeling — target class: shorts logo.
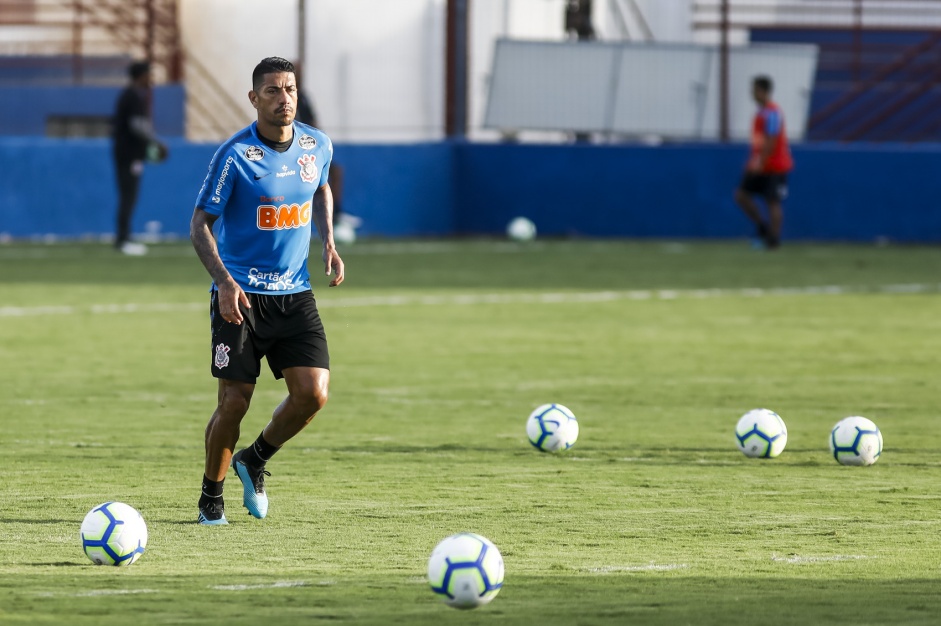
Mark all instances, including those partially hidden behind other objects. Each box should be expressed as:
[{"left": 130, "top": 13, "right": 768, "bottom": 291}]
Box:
[
  {"left": 245, "top": 146, "right": 264, "bottom": 161},
  {"left": 298, "top": 134, "right": 317, "bottom": 149},
  {"left": 214, "top": 343, "right": 231, "bottom": 369},
  {"left": 297, "top": 153, "right": 318, "bottom": 184}
]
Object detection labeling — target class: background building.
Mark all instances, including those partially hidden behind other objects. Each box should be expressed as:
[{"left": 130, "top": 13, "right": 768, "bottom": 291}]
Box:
[{"left": 1, "top": 0, "right": 941, "bottom": 241}]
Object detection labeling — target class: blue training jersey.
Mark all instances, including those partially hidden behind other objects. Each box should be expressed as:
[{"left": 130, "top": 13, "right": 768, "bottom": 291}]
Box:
[{"left": 195, "top": 121, "right": 332, "bottom": 294}]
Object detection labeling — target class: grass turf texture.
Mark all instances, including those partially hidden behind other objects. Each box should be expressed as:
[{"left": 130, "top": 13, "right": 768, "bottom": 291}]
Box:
[{"left": 1, "top": 240, "right": 940, "bottom": 625}]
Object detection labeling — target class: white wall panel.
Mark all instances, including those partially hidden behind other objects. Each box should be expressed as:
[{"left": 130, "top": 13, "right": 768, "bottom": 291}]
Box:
[{"left": 485, "top": 40, "right": 817, "bottom": 141}]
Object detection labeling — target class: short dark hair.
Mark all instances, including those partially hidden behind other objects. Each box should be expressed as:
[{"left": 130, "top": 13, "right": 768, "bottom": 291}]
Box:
[
  {"left": 252, "top": 57, "right": 295, "bottom": 91},
  {"left": 129, "top": 61, "right": 150, "bottom": 80},
  {"left": 753, "top": 75, "right": 773, "bottom": 93}
]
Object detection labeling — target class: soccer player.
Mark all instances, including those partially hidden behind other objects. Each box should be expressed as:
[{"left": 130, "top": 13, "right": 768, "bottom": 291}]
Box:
[
  {"left": 112, "top": 61, "right": 168, "bottom": 256},
  {"left": 190, "top": 57, "right": 345, "bottom": 525},
  {"left": 734, "top": 75, "right": 793, "bottom": 249}
]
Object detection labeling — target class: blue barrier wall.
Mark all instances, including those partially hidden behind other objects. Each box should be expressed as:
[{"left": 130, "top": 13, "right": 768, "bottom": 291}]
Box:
[
  {"left": 454, "top": 142, "right": 941, "bottom": 242},
  {"left": 0, "top": 85, "right": 185, "bottom": 136},
  {"left": 336, "top": 143, "right": 455, "bottom": 236},
  {"left": 1, "top": 139, "right": 939, "bottom": 242},
  {"left": 0, "top": 138, "right": 205, "bottom": 237},
  {"left": 0, "top": 139, "right": 453, "bottom": 239}
]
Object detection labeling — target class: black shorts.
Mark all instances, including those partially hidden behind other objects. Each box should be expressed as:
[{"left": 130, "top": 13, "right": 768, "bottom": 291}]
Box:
[
  {"left": 210, "top": 290, "right": 329, "bottom": 383},
  {"left": 739, "top": 173, "right": 788, "bottom": 203}
]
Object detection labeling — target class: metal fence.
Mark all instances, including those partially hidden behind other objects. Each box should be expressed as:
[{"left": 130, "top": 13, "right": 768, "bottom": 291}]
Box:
[{"left": 5, "top": 1, "right": 941, "bottom": 142}]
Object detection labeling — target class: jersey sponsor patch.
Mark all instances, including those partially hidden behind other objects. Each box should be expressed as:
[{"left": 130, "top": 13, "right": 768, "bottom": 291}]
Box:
[
  {"left": 298, "top": 134, "right": 317, "bottom": 149},
  {"left": 297, "top": 153, "right": 318, "bottom": 184},
  {"left": 214, "top": 343, "right": 231, "bottom": 368},
  {"left": 276, "top": 164, "right": 296, "bottom": 178},
  {"left": 257, "top": 201, "right": 312, "bottom": 230},
  {"left": 212, "top": 156, "right": 235, "bottom": 204},
  {"left": 245, "top": 146, "right": 264, "bottom": 161},
  {"left": 247, "top": 268, "right": 297, "bottom": 291}
]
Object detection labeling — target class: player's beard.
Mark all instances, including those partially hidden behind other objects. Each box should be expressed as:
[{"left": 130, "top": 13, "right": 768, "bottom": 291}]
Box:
[{"left": 269, "top": 106, "right": 295, "bottom": 127}]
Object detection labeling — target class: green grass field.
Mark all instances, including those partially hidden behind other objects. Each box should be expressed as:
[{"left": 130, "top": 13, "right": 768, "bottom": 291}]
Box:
[{"left": 2, "top": 239, "right": 940, "bottom": 625}]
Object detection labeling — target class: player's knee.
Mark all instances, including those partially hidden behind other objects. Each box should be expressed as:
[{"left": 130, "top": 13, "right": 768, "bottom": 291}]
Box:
[
  {"left": 290, "top": 381, "right": 328, "bottom": 417},
  {"left": 217, "top": 386, "right": 252, "bottom": 420},
  {"left": 292, "top": 385, "right": 329, "bottom": 417}
]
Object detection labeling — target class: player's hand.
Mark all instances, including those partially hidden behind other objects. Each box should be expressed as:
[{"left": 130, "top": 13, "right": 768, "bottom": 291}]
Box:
[
  {"left": 217, "top": 279, "right": 251, "bottom": 325},
  {"left": 323, "top": 245, "right": 345, "bottom": 287},
  {"left": 147, "top": 141, "right": 169, "bottom": 163}
]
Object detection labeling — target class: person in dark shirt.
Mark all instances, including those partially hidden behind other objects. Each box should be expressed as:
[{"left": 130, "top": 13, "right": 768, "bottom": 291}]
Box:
[
  {"left": 295, "top": 87, "right": 361, "bottom": 239},
  {"left": 112, "top": 61, "right": 168, "bottom": 255},
  {"left": 565, "top": 0, "right": 595, "bottom": 40}
]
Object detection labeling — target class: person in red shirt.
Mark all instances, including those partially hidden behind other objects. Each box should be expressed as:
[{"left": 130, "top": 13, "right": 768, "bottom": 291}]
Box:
[{"left": 734, "top": 75, "right": 793, "bottom": 249}]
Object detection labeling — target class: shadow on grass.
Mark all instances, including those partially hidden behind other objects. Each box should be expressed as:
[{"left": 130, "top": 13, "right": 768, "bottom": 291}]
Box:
[{"left": 6, "top": 574, "right": 941, "bottom": 625}]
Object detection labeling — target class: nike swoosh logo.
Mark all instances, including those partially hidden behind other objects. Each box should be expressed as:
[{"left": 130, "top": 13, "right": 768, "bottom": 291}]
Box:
[{"left": 254, "top": 173, "right": 271, "bottom": 180}]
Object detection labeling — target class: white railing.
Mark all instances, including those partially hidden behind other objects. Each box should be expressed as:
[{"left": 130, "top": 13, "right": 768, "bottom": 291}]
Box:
[
  {"left": 693, "top": 0, "right": 941, "bottom": 30},
  {"left": 0, "top": 0, "right": 180, "bottom": 84}
]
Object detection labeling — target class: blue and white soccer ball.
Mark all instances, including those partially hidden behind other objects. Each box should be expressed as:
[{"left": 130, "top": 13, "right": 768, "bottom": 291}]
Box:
[
  {"left": 526, "top": 403, "right": 579, "bottom": 452},
  {"left": 427, "top": 533, "right": 504, "bottom": 609},
  {"left": 830, "top": 416, "right": 883, "bottom": 466},
  {"left": 735, "top": 409, "right": 788, "bottom": 458},
  {"left": 80, "top": 502, "right": 148, "bottom": 566}
]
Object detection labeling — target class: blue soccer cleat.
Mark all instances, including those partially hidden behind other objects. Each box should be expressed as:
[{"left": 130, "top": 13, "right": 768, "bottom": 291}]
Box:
[
  {"left": 197, "top": 500, "right": 228, "bottom": 525},
  {"left": 231, "top": 449, "right": 270, "bottom": 519}
]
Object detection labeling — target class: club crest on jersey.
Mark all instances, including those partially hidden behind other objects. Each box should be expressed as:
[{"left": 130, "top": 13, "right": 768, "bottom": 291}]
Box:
[
  {"left": 298, "top": 134, "right": 317, "bottom": 149},
  {"left": 214, "top": 343, "right": 231, "bottom": 369},
  {"left": 245, "top": 146, "right": 264, "bottom": 161},
  {"left": 297, "top": 153, "right": 318, "bottom": 184}
]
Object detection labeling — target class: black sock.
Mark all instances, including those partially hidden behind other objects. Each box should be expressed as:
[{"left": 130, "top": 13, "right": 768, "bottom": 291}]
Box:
[
  {"left": 200, "top": 475, "right": 224, "bottom": 506},
  {"left": 242, "top": 431, "right": 280, "bottom": 467},
  {"left": 756, "top": 221, "right": 770, "bottom": 239}
]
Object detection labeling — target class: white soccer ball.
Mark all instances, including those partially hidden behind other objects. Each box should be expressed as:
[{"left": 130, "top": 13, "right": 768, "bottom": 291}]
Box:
[
  {"left": 506, "top": 216, "right": 536, "bottom": 242},
  {"left": 80, "top": 502, "right": 148, "bottom": 566},
  {"left": 333, "top": 221, "right": 356, "bottom": 245},
  {"left": 830, "top": 416, "right": 883, "bottom": 466},
  {"left": 735, "top": 409, "right": 788, "bottom": 458},
  {"left": 526, "top": 403, "right": 579, "bottom": 452},
  {"left": 427, "top": 533, "right": 504, "bottom": 609}
]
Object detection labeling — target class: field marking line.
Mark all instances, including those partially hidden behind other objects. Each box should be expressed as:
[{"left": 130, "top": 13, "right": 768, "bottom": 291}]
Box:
[
  {"left": 0, "top": 305, "right": 75, "bottom": 316},
  {"left": 0, "top": 240, "right": 540, "bottom": 259},
  {"left": 34, "top": 589, "right": 159, "bottom": 597},
  {"left": 211, "top": 581, "right": 311, "bottom": 591},
  {"left": 2, "top": 283, "right": 939, "bottom": 318},
  {"left": 0, "top": 302, "right": 205, "bottom": 317},
  {"left": 771, "top": 554, "right": 875, "bottom": 564},
  {"left": 583, "top": 563, "right": 689, "bottom": 573}
]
